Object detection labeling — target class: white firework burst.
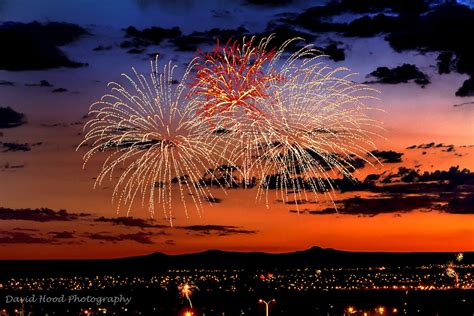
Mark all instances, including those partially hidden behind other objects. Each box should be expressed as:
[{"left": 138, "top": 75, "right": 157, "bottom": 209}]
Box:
[{"left": 79, "top": 58, "right": 226, "bottom": 225}]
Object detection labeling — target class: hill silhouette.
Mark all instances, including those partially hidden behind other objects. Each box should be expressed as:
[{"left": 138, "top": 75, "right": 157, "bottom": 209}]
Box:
[{"left": 1, "top": 247, "right": 471, "bottom": 276}]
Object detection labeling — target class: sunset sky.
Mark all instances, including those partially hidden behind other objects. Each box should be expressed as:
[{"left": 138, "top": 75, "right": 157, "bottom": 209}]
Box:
[{"left": 0, "top": 0, "right": 473, "bottom": 259}]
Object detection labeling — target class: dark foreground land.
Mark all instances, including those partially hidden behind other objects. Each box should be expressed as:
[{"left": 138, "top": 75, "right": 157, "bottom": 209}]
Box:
[{"left": 0, "top": 247, "right": 473, "bottom": 315}]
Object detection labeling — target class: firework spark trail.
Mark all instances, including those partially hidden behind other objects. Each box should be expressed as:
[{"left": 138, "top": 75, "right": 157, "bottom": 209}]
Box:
[
  {"left": 189, "top": 35, "right": 295, "bottom": 125},
  {"left": 179, "top": 283, "right": 198, "bottom": 308},
  {"left": 190, "top": 35, "right": 383, "bottom": 207},
  {"left": 446, "top": 252, "right": 463, "bottom": 287},
  {"left": 255, "top": 63, "right": 382, "bottom": 207},
  {"left": 78, "top": 57, "right": 228, "bottom": 225}
]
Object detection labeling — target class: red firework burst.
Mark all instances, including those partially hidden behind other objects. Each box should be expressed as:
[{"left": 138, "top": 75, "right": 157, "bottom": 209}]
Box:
[{"left": 189, "top": 37, "right": 285, "bottom": 123}]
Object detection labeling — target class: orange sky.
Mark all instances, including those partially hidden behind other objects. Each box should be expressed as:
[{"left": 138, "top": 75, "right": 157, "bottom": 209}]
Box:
[{"left": 1, "top": 133, "right": 473, "bottom": 259}]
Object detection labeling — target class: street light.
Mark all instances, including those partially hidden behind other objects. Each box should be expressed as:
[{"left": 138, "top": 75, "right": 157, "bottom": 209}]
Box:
[{"left": 258, "top": 299, "right": 275, "bottom": 316}]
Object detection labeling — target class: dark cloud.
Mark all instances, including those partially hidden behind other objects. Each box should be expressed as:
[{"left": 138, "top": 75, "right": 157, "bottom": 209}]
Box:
[
  {"left": 284, "top": 199, "right": 318, "bottom": 205},
  {"left": 120, "top": 25, "right": 181, "bottom": 49},
  {"left": 437, "top": 51, "right": 455, "bottom": 75},
  {"left": 290, "top": 195, "right": 435, "bottom": 216},
  {"left": 289, "top": 207, "right": 337, "bottom": 215},
  {"left": 25, "top": 80, "right": 53, "bottom": 87},
  {"left": 444, "top": 193, "right": 474, "bottom": 214},
  {"left": 0, "top": 162, "right": 25, "bottom": 171},
  {"left": 0, "top": 141, "right": 42, "bottom": 152},
  {"left": 279, "top": 2, "right": 474, "bottom": 96},
  {"left": 171, "top": 26, "right": 249, "bottom": 51},
  {"left": 0, "top": 107, "right": 27, "bottom": 129},
  {"left": 0, "top": 80, "right": 14, "bottom": 86},
  {"left": 261, "top": 152, "right": 370, "bottom": 192},
  {"left": 12, "top": 228, "right": 40, "bottom": 232},
  {"left": 345, "top": 14, "right": 400, "bottom": 37},
  {"left": 319, "top": 42, "right": 346, "bottom": 62},
  {"left": 92, "top": 45, "right": 112, "bottom": 52},
  {"left": 372, "top": 166, "right": 474, "bottom": 188},
  {"left": 244, "top": 0, "right": 294, "bottom": 6},
  {"left": 456, "top": 76, "right": 474, "bottom": 97},
  {"left": 0, "top": 231, "right": 52, "bottom": 244},
  {"left": 388, "top": 171, "right": 473, "bottom": 203},
  {"left": 0, "top": 142, "right": 30, "bottom": 152},
  {"left": 406, "top": 142, "right": 456, "bottom": 151},
  {"left": 332, "top": 176, "right": 373, "bottom": 192},
  {"left": 365, "top": 64, "right": 430, "bottom": 87},
  {"left": 418, "top": 142, "right": 437, "bottom": 149},
  {"left": 41, "top": 121, "right": 87, "bottom": 128},
  {"left": 86, "top": 233, "right": 121, "bottom": 243},
  {"left": 291, "top": 165, "right": 474, "bottom": 215},
  {"left": 126, "top": 48, "right": 145, "bottom": 54},
  {"left": 370, "top": 150, "right": 403, "bottom": 163},
  {"left": 453, "top": 101, "right": 474, "bottom": 107},
  {"left": 48, "top": 231, "right": 75, "bottom": 239},
  {"left": 211, "top": 9, "right": 232, "bottom": 18},
  {"left": 52, "top": 88, "right": 68, "bottom": 93},
  {"left": 0, "top": 21, "right": 88, "bottom": 71},
  {"left": 94, "top": 216, "right": 167, "bottom": 228},
  {"left": 330, "top": 0, "right": 430, "bottom": 15},
  {"left": 178, "top": 225, "right": 257, "bottom": 236},
  {"left": 442, "top": 145, "right": 455, "bottom": 152},
  {"left": 279, "top": 0, "right": 431, "bottom": 35},
  {"left": 252, "top": 26, "right": 316, "bottom": 53},
  {"left": 40, "top": 122, "right": 67, "bottom": 128},
  {"left": 384, "top": 5, "right": 474, "bottom": 96},
  {"left": 339, "top": 195, "right": 435, "bottom": 215},
  {"left": 86, "top": 231, "right": 163, "bottom": 244},
  {"left": 202, "top": 165, "right": 244, "bottom": 189},
  {"left": 164, "top": 239, "right": 176, "bottom": 245},
  {"left": 0, "top": 207, "right": 90, "bottom": 222}
]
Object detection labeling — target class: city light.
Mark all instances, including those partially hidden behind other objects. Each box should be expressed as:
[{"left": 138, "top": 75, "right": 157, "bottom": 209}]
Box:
[{"left": 1, "top": 264, "right": 472, "bottom": 314}]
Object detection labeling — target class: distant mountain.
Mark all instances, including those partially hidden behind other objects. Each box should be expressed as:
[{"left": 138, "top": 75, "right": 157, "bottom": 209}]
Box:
[{"left": 0, "top": 247, "right": 471, "bottom": 276}]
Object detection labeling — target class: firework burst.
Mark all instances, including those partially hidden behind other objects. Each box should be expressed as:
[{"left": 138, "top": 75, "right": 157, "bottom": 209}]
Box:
[
  {"left": 179, "top": 283, "right": 198, "bottom": 308},
  {"left": 445, "top": 262, "right": 459, "bottom": 286},
  {"left": 255, "top": 63, "right": 381, "bottom": 206},
  {"left": 193, "top": 36, "right": 382, "bottom": 206},
  {"left": 189, "top": 35, "right": 296, "bottom": 125},
  {"left": 78, "top": 58, "right": 226, "bottom": 225},
  {"left": 445, "top": 252, "right": 463, "bottom": 287}
]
